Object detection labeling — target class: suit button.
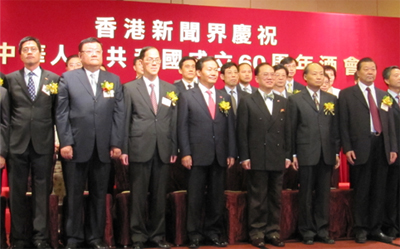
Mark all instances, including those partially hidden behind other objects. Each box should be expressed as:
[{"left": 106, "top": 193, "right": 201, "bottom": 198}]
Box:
[
  {"left": 277, "top": 144, "right": 280, "bottom": 146},
  {"left": 259, "top": 118, "right": 262, "bottom": 120},
  {"left": 213, "top": 136, "right": 215, "bottom": 139},
  {"left": 277, "top": 131, "right": 280, "bottom": 133},
  {"left": 264, "top": 143, "right": 266, "bottom": 146},
  {"left": 155, "top": 119, "right": 157, "bottom": 121}
]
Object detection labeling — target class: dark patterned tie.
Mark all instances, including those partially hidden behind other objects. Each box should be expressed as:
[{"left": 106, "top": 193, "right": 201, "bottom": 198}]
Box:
[
  {"left": 313, "top": 92, "right": 319, "bottom": 111},
  {"left": 366, "top": 87, "right": 382, "bottom": 133},
  {"left": 27, "top": 72, "right": 36, "bottom": 101}
]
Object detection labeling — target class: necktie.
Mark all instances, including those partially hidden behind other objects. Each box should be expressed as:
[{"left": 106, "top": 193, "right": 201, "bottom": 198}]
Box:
[
  {"left": 90, "top": 73, "right": 97, "bottom": 96},
  {"left": 150, "top": 83, "right": 158, "bottom": 114},
  {"left": 264, "top": 92, "right": 274, "bottom": 100},
  {"left": 206, "top": 90, "right": 215, "bottom": 119},
  {"left": 187, "top": 84, "right": 192, "bottom": 90},
  {"left": 287, "top": 83, "right": 293, "bottom": 93},
  {"left": 27, "top": 72, "right": 36, "bottom": 101},
  {"left": 243, "top": 87, "right": 250, "bottom": 94},
  {"left": 230, "top": 90, "right": 237, "bottom": 115},
  {"left": 313, "top": 92, "right": 319, "bottom": 111},
  {"left": 366, "top": 87, "right": 382, "bottom": 133}
]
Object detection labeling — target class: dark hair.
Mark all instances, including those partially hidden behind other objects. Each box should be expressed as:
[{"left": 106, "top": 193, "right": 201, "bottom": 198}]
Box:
[
  {"left": 357, "top": 57, "right": 376, "bottom": 71},
  {"left": 139, "top": 46, "right": 157, "bottom": 60},
  {"left": 179, "top": 56, "right": 197, "bottom": 69},
  {"left": 324, "top": 73, "right": 330, "bottom": 81},
  {"left": 382, "top": 66, "right": 400, "bottom": 80},
  {"left": 196, "top": 57, "right": 218, "bottom": 71},
  {"left": 238, "top": 63, "right": 253, "bottom": 72},
  {"left": 79, "top": 37, "right": 102, "bottom": 52},
  {"left": 133, "top": 57, "right": 141, "bottom": 65},
  {"left": 323, "top": 65, "right": 337, "bottom": 78},
  {"left": 66, "top": 54, "right": 79, "bottom": 66},
  {"left": 280, "top": 56, "right": 298, "bottom": 66},
  {"left": 19, "top": 36, "right": 41, "bottom": 54},
  {"left": 220, "top": 62, "right": 238, "bottom": 75},
  {"left": 254, "top": 62, "right": 272, "bottom": 76},
  {"left": 303, "top": 63, "right": 323, "bottom": 77},
  {"left": 273, "top": 64, "right": 288, "bottom": 75}
]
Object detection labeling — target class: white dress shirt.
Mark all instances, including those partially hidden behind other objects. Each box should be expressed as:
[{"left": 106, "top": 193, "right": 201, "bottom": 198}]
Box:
[
  {"left": 225, "top": 86, "right": 238, "bottom": 104},
  {"left": 182, "top": 79, "right": 196, "bottom": 90},
  {"left": 239, "top": 83, "right": 252, "bottom": 94}
]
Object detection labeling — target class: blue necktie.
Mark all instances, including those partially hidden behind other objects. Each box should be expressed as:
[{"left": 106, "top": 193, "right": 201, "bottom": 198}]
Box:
[{"left": 27, "top": 72, "right": 36, "bottom": 101}]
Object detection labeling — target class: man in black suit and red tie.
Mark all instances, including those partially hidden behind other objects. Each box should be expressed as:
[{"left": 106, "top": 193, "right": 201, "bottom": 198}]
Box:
[
  {"left": 120, "top": 46, "right": 177, "bottom": 249},
  {"left": 382, "top": 65, "right": 400, "bottom": 238},
  {"left": 280, "top": 57, "right": 305, "bottom": 93},
  {"left": 287, "top": 63, "right": 340, "bottom": 245},
  {"left": 56, "top": 37, "right": 124, "bottom": 249},
  {"left": 174, "top": 56, "right": 198, "bottom": 92},
  {"left": 4, "top": 37, "right": 59, "bottom": 249},
  {"left": 339, "top": 57, "right": 397, "bottom": 244},
  {"left": 178, "top": 57, "right": 236, "bottom": 248},
  {"left": 237, "top": 63, "right": 290, "bottom": 248}
]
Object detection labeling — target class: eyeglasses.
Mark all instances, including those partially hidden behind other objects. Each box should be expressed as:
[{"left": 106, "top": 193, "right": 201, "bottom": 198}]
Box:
[
  {"left": 81, "top": 50, "right": 102, "bottom": 55},
  {"left": 21, "top": 47, "right": 38, "bottom": 53},
  {"left": 144, "top": 58, "right": 161, "bottom": 64}
]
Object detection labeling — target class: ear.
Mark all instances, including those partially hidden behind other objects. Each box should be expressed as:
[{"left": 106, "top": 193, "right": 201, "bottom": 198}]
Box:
[
  {"left": 384, "top": 79, "right": 390, "bottom": 85},
  {"left": 196, "top": 70, "right": 201, "bottom": 78},
  {"left": 220, "top": 74, "right": 225, "bottom": 81},
  {"left": 178, "top": 68, "right": 183, "bottom": 75},
  {"left": 303, "top": 74, "right": 307, "bottom": 82}
]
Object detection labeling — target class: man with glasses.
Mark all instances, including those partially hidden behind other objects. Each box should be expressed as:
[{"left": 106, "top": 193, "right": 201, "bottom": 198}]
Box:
[
  {"left": 57, "top": 37, "right": 124, "bottom": 249},
  {"left": 4, "top": 36, "right": 59, "bottom": 249},
  {"left": 280, "top": 57, "right": 305, "bottom": 93},
  {"left": 120, "top": 46, "right": 177, "bottom": 249},
  {"left": 65, "top": 54, "right": 82, "bottom": 71},
  {"left": 174, "top": 56, "right": 198, "bottom": 92}
]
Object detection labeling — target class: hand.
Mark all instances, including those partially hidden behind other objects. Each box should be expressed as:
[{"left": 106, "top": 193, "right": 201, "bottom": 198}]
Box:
[
  {"left": 61, "top": 145, "right": 73, "bottom": 160},
  {"left": 182, "top": 155, "right": 192, "bottom": 170},
  {"left": 120, "top": 154, "right": 129, "bottom": 166},
  {"left": 54, "top": 143, "right": 60, "bottom": 154},
  {"left": 390, "top": 152, "right": 397, "bottom": 165},
  {"left": 334, "top": 155, "right": 340, "bottom": 169},
  {"left": 241, "top": 160, "right": 251, "bottom": 170},
  {"left": 0, "top": 156, "right": 5, "bottom": 169},
  {"left": 227, "top": 157, "right": 235, "bottom": 168},
  {"left": 285, "top": 159, "right": 291, "bottom": 169},
  {"left": 110, "top": 147, "right": 121, "bottom": 159},
  {"left": 346, "top": 150, "right": 356, "bottom": 165},
  {"left": 170, "top": 155, "right": 177, "bottom": 163},
  {"left": 292, "top": 157, "right": 299, "bottom": 171}
]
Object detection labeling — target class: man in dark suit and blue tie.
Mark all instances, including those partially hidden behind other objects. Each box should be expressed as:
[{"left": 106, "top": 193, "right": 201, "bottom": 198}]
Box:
[
  {"left": 120, "top": 46, "right": 177, "bottom": 249},
  {"left": 287, "top": 63, "right": 340, "bottom": 245},
  {"left": 56, "top": 37, "right": 124, "bottom": 249},
  {"left": 339, "top": 58, "right": 397, "bottom": 244},
  {"left": 178, "top": 57, "right": 236, "bottom": 248},
  {"left": 237, "top": 63, "right": 290, "bottom": 248},
  {"left": 174, "top": 56, "right": 198, "bottom": 92},
  {"left": 5, "top": 37, "right": 59, "bottom": 249}
]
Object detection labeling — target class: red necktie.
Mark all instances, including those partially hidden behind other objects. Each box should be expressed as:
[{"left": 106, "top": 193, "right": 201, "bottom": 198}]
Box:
[
  {"left": 366, "top": 87, "right": 382, "bottom": 133},
  {"left": 206, "top": 90, "right": 215, "bottom": 119},
  {"left": 150, "top": 83, "right": 157, "bottom": 114}
]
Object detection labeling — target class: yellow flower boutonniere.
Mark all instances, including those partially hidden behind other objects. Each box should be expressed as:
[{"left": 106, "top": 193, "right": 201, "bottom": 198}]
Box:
[
  {"left": 323, "top": 102, "right": 335, "bottom": 115},
  {"left": 166, "top": 91, "right": 178, "bottom": 106},
  {"left": 0, "top": 78, "right": 3, "bottom": 87},
  {"left": 219, "top": 99, "right": 231, "bottom": 117},
  {"left": 45, "top": 81, "right": 58, "bottom": 94},
  {"left": 293, "top": 89, "right": 301, "bottom": 94},
  {"left": 101, "top": 81, "right": 114, "bottom": 93},
  {"left": 382, "top": 95, "right": 393, "bottom": 107}
]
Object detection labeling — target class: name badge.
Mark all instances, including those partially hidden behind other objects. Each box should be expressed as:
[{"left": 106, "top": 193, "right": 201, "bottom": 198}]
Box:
[
  {"left": 381, "top": 103, "right": 389, "bottom": 112},
  {"left": 42, "top": 85, "right": 50, "bottom": 96},
  {"left": 161, "top": 97, "right": 171, "bottom": 107},
  {"left": 103, "top": 90, "right": 114, "bottom": 98}
]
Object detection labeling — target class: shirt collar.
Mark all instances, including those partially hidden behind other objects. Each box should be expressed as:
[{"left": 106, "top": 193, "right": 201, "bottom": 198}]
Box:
[
  {"left": 388, "top": 89, "right": 399, "bottom": 99},
  {"left": 358, "top": 81, "right": 375, "bottom": 92},
  {"left": 143, "top": 76, "right": 159, "bottom": 86},
  {"left": 224, "top": 85, "right": 236, "bottom": 94},
  {"left": 24, "top": 66, "right": 41, "bottom": 76},
  {"left": 198, "top": 82, "right": 215, "bottom": 93},
  {"left": 306, "top": 86, "right": 320, "bottom": 97}
]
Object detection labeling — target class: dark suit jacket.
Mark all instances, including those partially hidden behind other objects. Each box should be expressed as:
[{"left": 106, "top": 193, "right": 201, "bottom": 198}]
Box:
[
  {"left": 5, "top": 68, "right": 59, "bottom": 154},
  {"left": 220, "top": 86, "right": 249, "bottom": 106},
  {"left": 288, "top": 90, "right": 340, "bottom": 166},
  {"left": 122, "top": 78, "right": 178, "bottom": 164},
  {"left": 388, "top": 93, "right": 400, "bottom": 166},
  {"left": 174, "top": 80, "right": 198, "bottom": 93},
  {"left": 339, "top": 85, "right": 397, "bottom": 165},
  {"left": 177, "top": 86, "right": 236, "bottom": 167},
  {"left": 293, "top": 80, "right": 306, "bottom": 91},
  {"left": 56, "top": 68, "right": 124, "bottom": 163},
  {"left": 238, "top": 84, "right": 257, "bottom": 94},
  {"left": 237, "top": 92, "right": 289, "bottom": 171},
  {"left": 0, "top": 86, "right": 9, "bottom": 158}
]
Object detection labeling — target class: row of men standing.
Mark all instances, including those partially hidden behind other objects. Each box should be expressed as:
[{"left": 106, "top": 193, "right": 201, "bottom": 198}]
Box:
[{"left": 1, "top": 35, "right": 400, "bottom": 249}]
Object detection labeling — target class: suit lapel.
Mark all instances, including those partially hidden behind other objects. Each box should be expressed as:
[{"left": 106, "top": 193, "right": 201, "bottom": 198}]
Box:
[
  {"left": 192, "top": 87, "right": 212, "bottom": 119},
  {"left": 16, "top": 69, "right": 32, "bottom": 101},
  {"left": 252, "top": 91, "right": 270, "bottom": 120},
  {"left": 77, "top": 68, "right": 96, "bottom": 98},
  {"left": 301, "top": 91, "right": 318, "bottom": 112},
  {"left": 268, "top": 94, "right": 283, "bottom": 127},
  {"left": 158, "top": 81, "right": 166, "bottom": 115},
  {"left": 352, "top": 85, "right": 369, "bottom": 109},
  {"left": 136, "top": 78, "right": 156, "bottom": 115}
]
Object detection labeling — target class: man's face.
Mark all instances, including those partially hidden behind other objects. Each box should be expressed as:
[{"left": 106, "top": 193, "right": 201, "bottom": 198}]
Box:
[
  {"left": 66, "top": 57, "right": 82, "bottom": 71},
  {"left": 325, "top": 69, "right": 335, "bottom": 86},
  {"left": 274, "top": 68, "right": 287, "bottom": 87},
  {"left": 133, "top": 59, "right": 144, "bottom": 76},
  {"left": 385, "top": 68, "right": 400, "bottom": 90},
  {"left": 142, "top": 48, "right": 161, "bottom": 77},
  {"left": 179, "top": 60, "right": 196, "bottom": 82},
  {"left": 321, "top": 76, "right": 330, "bottom": 92},
  {"left": 238, "top": 64, "right": 252, "bottom": 84},
  {"left": 221, "top": 66, "right": 239, "bottom": 88},
  {"left": 79, "top": 42, "right": 103, "bottom": 68},
  {"left": 256, "top": 65, "right": 275, "bottom": 90},
  {"left": 304, "top": 63, "right": 324, "bottom": 89},
  {"left": 357, "top": 61, "right": 376, "bottom": 85},
  {"left": 20, "top": 40, "right": 41, "bottom": 67},
  {"left": 197, "top": 60, "right": 219, "bottom": 86},
  {"left": 283, "top": 61, "right": 297, "bottom": 78}
]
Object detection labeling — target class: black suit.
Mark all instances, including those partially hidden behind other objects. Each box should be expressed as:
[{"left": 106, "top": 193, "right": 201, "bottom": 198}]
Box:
[
  {"left": 5, "top": 68, "right": 59, "bottom": 245},
  {"left": 287, "top": 89, "right": 339, "bottom": 239},
  {"left": 238, "top": 84, "right": 257, "bottom": 94},
  {"left": 383, "top": 92, "right": 400, "bottom": 236},
  {"left": 237, "top": 92, "right": 289, "bottom": 240},
  {"left": 122, "top": 77, "right": 177, "bottom": 243},
  {"left": 293, "top": 80, "right": 306, "bottom": 91},
  {"left": 339, "top": 84, "right": 397, "bottom": 236},
  {"left": 177, "top": 86, "right": 236, "bottom": 241},
  {"left": 173, "top": 80, "right": 198, "bottom": 93},
  {"left": 56, "top": 68, "right": 124, "bottom": 244}
]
